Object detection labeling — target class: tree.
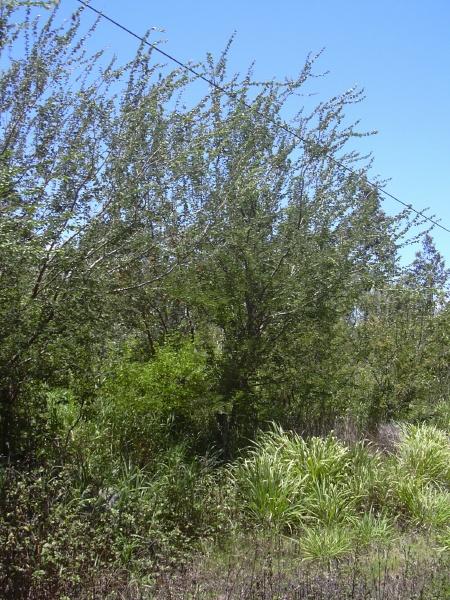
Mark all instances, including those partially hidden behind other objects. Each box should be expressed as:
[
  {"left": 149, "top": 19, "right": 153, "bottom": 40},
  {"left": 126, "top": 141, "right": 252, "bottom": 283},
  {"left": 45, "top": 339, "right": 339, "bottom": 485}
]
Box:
[
  {"left": 345, "top": 234, "right": 449, "bottom": 428},
  {"left": 0, "top": 3, "right": 198, "bottom": 456},
  {"left": 1, "top": 2, "right": 442, "bottom": 461}
]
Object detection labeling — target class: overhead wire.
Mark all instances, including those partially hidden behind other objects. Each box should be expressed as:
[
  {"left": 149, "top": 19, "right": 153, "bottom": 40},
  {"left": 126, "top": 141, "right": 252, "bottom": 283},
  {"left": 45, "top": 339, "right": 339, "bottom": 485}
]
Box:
[{"left": 75, "top": 0, "right": 450, "bottom": 235}]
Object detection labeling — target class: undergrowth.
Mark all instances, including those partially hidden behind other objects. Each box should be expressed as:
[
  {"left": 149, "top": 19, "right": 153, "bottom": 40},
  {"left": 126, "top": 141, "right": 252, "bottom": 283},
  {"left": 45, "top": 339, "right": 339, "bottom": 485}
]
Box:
[{"left": 1, "top": 422, "right": 448, "bottom": 598}]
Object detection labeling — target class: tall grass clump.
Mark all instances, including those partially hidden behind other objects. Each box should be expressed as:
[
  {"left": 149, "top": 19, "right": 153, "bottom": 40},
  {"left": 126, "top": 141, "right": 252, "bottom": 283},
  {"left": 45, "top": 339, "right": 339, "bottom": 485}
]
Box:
[
  {"left": 437, "top": 526, "right": 450, "bottom": 553},
  {"left": 385, "top": 423, "right": 450, "bottom": 528},
  {"left": 298, "top": 525, "right": 354, "bottom": 563},
  {"left": 232, "top": 423, "right": 450, "bottom": 562},
  {"left": 231, "top": 435, "right": 306, "bottom": 530},
  {"left": 396, "top": 423, "right": 450, "bottom": 486},
  {"left": 351, "top": 510, "right": 396, "bottom": 545},
  {"left": 232, "top": 426, "right": 386, "bottom": 545}
]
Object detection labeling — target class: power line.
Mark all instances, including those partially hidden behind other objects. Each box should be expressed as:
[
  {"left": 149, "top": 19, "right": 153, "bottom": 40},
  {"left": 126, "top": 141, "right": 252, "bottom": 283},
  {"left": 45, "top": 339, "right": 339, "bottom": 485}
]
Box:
[{"left": 75, "top": 0, "right": 450, "bottom": 235}]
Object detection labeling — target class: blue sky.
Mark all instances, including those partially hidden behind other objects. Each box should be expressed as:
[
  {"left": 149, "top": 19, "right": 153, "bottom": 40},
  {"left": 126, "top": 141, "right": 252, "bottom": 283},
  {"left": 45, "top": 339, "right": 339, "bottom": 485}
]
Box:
[{"left": 62, "top": 1, "right": 450, "bottom": 263}]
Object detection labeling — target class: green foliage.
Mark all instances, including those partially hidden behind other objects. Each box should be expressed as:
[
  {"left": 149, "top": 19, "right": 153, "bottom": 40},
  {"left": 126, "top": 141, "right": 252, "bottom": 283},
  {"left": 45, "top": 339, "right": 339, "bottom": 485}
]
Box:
[
  {"left": 436, "top": 526, "right": 450, "bottom": 553},
  {"left": 100, "top": 341, "right": 220, "bottom": 461},
  {"left": 232, "top": 448, "right": 305, "bottom": 530},
  {"left": 1, "top": 1, "right": 449, "bottom": 595},
  {"left": 415, "top": 488, "right": 450, "bottom": 528},
  {"left": 345, "top": 240, "right": 450, "bottom": 429},
  {"left": 1, "top": 0, "right": 449, "bottom": 463},
  {"left": 351, "top": 511, "right": 396, "bottom": 545},
  {"left": 396, "top": 423, "right": 450, "bottom": 487},
  {"left": 233, "top": 424, "right": 449, "bottom": 562},
  {"left": 380, "top": 423, "right": 450, "bottom": 529},
  {"left": 298, "top": 525, "right": 353, "bottom": 563},
  {"left": 234, "top": 428, "right": 370, "bottom": 533},
  {"left": 0, "top": 450, "right": 231, "bottom": 598}
]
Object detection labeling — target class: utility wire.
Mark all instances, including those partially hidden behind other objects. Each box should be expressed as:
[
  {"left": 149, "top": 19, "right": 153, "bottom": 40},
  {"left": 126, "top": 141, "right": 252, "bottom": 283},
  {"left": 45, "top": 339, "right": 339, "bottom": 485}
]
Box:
[{"left": 76, "top": 0, "right": 450, "bottom": 235}]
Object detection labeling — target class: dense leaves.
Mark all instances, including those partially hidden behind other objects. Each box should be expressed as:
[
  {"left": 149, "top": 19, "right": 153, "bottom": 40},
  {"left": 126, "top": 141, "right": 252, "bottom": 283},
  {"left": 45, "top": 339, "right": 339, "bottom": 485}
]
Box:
[{"left": 0, "top": 3, "right": 449, "bottom": 598}]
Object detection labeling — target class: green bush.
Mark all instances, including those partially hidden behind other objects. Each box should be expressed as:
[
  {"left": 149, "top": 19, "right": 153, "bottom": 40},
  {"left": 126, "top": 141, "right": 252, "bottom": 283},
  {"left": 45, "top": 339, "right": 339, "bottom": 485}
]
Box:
[
  {"left": 351, "top": 511, "right": 396, "bottom": 545},
  {"left": 0, "top": 448, "right": 231, "bottom": 599},
  {"left": 382, "top": 423, "right": 450, "bottom": 527},
  {"left": 233, "top": 449, "right": 305, "bottom": 530},
  {"left": 99, "top": 341, "right": 221, "bottom": 462}
]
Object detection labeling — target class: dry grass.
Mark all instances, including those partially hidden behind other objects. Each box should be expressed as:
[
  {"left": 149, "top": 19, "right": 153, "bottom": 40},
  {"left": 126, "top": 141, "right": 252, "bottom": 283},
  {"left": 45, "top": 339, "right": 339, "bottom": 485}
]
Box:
[{"left": 61, "top": 533, "right": 449, "bottom": 599}]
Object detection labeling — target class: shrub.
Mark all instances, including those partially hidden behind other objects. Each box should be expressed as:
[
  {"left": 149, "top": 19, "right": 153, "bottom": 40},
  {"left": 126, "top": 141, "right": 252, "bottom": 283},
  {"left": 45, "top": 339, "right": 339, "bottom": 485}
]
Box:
[
  {"left": 347, "top": 441, "right": 384, "bottom": 511},
  {"left": 415, "top": 487, "right": 450, "bottom": 528},
  {"left": 99, "top": 341, "right": 221, "bottom": 462},
  {"left": 233, "top": 424, "right": 450, "bottom": 556},
  {"left": 302, "top": 480, "right": 358, "bottom": 526},
  {"left": 0, "top": 448, "right": 231, "bottom": 599},
  {"left": 383, "top": 423, "right": 450, "bottom": 526}
]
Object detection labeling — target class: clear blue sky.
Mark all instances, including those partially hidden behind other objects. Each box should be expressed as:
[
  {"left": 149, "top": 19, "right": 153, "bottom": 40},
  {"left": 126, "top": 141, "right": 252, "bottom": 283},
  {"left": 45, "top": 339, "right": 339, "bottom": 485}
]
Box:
[{"left": 62, "top": 1, "right": 450, "bottom": 263}]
